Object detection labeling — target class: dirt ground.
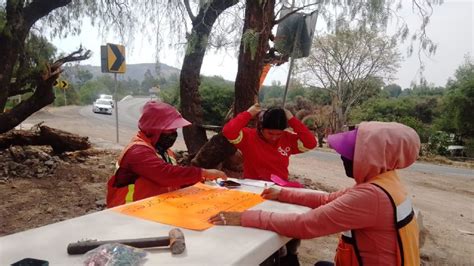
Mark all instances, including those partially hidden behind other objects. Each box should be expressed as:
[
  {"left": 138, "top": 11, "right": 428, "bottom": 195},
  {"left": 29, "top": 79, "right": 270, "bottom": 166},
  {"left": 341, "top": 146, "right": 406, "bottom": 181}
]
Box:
[{"left": 1, "top": 106, "right": 473, "bottom": 265}]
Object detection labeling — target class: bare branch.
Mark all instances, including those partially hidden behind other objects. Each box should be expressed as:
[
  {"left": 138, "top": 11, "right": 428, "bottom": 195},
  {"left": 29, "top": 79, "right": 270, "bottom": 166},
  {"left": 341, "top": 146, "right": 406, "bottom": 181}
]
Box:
[
  {"left": 274, "top": 2, "right": 321, "bottom": 25},
  {"left": 184, "top": 0, "right": 196, "bottom": 22}
]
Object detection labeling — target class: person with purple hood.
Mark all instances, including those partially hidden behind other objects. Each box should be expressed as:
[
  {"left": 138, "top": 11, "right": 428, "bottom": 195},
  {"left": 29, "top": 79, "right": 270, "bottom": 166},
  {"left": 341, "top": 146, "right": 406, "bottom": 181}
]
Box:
[
  {"left": 210, "top": 121, "right": 421, "bottom": 265},
  {"left": 107, "top": 101, "right": 227, "bottom": 208}
]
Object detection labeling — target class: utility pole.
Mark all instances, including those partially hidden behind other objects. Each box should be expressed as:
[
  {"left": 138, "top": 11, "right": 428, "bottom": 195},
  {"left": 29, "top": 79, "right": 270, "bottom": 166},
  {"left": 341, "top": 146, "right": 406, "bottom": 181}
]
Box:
[{"left": 282, "top": 0, "right": 296, "bottom": 107}]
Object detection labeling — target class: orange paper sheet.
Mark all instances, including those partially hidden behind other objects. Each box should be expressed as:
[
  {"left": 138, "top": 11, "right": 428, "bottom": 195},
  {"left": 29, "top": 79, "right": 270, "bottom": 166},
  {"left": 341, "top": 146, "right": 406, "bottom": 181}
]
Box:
[{"left": 113, "top": 183, "right": 265, "bottom": 231}]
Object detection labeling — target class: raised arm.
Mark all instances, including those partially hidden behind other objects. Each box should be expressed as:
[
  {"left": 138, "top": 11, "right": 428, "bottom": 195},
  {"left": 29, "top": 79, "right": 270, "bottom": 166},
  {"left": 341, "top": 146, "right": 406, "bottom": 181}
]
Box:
[
  {"left": 285, "top": 110, "right": 317, "bottom": 154},
  {"left": 222, "top": 104, "right": 261, "bottom": 146}
]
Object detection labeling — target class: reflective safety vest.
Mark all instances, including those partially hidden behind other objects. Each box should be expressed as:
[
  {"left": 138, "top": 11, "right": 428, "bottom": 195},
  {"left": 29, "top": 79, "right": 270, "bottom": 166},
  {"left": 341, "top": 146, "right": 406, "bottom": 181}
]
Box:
[
  {"left": 106, "top": 136, "right": 179, "bottom": 208},
  {"left": 334, "top": 171, "right": 420, "bottom": 266}
]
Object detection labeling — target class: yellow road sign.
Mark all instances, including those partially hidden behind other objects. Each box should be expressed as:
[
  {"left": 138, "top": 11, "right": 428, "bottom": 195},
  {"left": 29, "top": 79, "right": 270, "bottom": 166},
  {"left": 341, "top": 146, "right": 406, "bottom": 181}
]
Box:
[
  {"left": 60, "top": 80, "right": 68, "bottom": 89},
  {"left": 53, "top": 79, "right": 68, "bottom": 89},
  {"left": 107, "top": 43, "right": 126, "bottom": 73}
]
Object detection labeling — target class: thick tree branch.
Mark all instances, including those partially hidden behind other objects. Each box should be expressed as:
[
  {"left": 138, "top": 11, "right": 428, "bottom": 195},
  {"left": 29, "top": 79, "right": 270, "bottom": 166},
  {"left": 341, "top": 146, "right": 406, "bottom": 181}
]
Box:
[
  {"left": 0, "top": 47, "right": 91, "bottom": 134},
  {"left": 24, "top": 0, "right": 72, "bottom": 29}
]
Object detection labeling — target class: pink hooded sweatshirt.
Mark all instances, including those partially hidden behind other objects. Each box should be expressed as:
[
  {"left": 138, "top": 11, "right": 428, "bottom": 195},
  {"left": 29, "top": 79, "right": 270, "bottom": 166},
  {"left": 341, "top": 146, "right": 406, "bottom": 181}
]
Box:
[{"left": 241, "top": 122, "right": 420, "bottom": 265}]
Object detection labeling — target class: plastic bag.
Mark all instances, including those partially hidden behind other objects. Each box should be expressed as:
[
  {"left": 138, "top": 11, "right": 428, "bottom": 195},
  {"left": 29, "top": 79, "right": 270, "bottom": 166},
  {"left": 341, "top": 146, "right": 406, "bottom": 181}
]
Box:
[{"left": 83, "top": 243, "right": 148, "bottom": 266}]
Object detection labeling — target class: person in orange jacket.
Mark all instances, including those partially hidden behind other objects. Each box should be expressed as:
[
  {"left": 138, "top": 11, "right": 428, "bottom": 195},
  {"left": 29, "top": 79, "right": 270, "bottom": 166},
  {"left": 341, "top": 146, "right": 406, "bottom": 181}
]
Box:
[
  {"left": 107, "top": 101, "right": 226, "bottom": 208},
  {"left": 211, "top": 121, "right": 420, "bottom": 265}
]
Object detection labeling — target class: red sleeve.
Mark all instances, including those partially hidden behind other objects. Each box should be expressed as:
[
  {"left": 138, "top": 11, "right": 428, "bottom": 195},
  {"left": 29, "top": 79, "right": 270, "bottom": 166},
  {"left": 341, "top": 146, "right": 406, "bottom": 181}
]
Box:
[
  {"left": 222, "top": 111, "right": 252, "bottom": 148},
  {"left": 287, "top": 117, "right": 317, "bottom": 154},
  {"left": 241, "top": 185, "right": 380, "bottom": 239},
  {"left": 122, "top": 145, "right": 202, "bottom": 187}
]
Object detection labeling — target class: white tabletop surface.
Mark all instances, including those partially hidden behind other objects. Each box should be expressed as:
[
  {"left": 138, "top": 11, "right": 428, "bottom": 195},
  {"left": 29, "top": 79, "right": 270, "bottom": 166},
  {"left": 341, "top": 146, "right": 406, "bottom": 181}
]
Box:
[{"left": 0, "top": 182, "right": 310, "bottom": 265}]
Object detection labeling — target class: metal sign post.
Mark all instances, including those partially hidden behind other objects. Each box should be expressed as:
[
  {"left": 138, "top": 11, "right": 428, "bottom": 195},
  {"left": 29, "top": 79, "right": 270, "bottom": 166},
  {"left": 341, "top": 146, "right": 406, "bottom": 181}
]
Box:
[
  {"left": 101, "top": 43, "right": 126, "bottom": 144},
  {"left": 63, "top": 88, "right": 67, "bottom": 106},
  {"left": 277, "top": 2, "right": 320, "bottom": 107},
  {"left": 114, "top": 73, "right": 119, "bottom": 143}
]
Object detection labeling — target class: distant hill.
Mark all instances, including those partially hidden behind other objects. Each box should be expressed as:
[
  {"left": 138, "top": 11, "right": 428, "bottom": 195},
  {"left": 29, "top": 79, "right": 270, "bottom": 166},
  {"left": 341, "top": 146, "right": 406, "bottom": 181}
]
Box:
[{"left": 64, "top": 63, "right": 181, "bottom": 83}]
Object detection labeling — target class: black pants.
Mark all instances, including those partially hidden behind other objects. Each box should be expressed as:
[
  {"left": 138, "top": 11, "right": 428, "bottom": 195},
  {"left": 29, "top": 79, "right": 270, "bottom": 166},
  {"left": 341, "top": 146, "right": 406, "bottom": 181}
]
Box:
[
  {"left": 260, "top": 239, "right": 301, "bottom": 266},
  {"left": 314, "top": 261, "right": 334, "bottom": 266}
]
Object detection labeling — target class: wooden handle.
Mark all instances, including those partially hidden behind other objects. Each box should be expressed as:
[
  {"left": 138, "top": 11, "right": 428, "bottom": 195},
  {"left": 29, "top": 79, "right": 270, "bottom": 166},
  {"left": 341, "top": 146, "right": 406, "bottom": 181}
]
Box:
[{"left": 67, "top": 236, "right": 170, "bottom": 255}]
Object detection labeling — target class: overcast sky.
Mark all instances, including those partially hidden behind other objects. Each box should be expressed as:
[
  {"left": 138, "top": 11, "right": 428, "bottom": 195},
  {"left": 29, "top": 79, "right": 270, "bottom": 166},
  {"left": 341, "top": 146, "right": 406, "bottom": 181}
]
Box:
[{"left": 53, "top": 0, "right": 473, "bottom": 89}]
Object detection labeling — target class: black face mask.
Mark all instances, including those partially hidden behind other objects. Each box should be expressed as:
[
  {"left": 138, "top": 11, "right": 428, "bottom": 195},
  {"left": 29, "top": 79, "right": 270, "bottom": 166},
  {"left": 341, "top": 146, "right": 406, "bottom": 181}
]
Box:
[
  {"left": 155, "top": 131, "right": 178, "bottom": 151},
  {"left": 341, "top": 156, "right": 354, "bottom": 178}
]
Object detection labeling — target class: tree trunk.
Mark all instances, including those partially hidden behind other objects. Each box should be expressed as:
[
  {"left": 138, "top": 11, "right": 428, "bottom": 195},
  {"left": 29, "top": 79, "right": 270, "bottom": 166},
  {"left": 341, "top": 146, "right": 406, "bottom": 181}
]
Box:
[
  {"left": 192, "top": 0, "right": 276, "bottom": 169},
  {"left": 0, "top": 125, "right": 91, "bottom": 153},
  {"left": 0, "top": 0, "right": 72, "bottom": 133},
  {"left": 234, "top": 0, "right": 275, "bottom": 114},
  {"left": 180, "top": 0, "right": 239, "bottom": 156}
]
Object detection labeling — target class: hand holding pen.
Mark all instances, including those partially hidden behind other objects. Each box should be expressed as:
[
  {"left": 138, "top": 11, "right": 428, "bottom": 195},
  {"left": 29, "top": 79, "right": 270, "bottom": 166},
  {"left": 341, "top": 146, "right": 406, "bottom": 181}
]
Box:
[{"left": 261, "top": 185, "right": 281, "bottom": 201}]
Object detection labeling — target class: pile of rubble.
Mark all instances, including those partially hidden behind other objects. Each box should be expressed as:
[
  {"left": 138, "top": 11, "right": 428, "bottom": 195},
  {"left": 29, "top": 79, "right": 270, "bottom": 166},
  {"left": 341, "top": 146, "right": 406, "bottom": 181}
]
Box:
[{"left": 0, "top": 146, "right": 64, "bottom": 180}]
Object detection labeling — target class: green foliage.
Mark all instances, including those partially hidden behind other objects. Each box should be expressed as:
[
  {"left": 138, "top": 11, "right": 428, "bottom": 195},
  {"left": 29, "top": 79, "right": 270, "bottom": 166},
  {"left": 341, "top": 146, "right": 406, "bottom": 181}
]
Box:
[
  {"left": 302, "top": 116, "right": 316, "bottom": 130},
  {"left": 161, "top": 75, "right": 234, "bottom": 125},
  {"left": 427, "top": 131, "right": 451, "bottom": 156},
  {"left": 141, "top": 69, "right": 161, "bottom": 95},
  {"left": 53, "top": 86, "right": 80, "bottom": 106},
  {"left": 307, "top": 87, "right": 331, "bottom": 106},
  {"left": 75, "top": 69, "right": 93, "bottom": 87},
  {"left": 200, "top": 76, "right": 234, "bottom": 125},
  {"left": 287, "top": 86, "right": 306, "bottom": 102},
  {"left": 160, "top": 84, "right": 180, "bottom": 107},
  {"left": 436, "top": 56, "right": 474, "bottom": 140},
  {"left": 411, "top": 83, "right": 445, "bottom": 96},
  {"left": 0, "top": 9, "right": 5, "bottom": 29},
  {"left": 260, "top": 84, "right": 284, "bottom": 103},
  {"left": 79, "top": 79, "right": 113, "bottom": 104},
  {"left": 464, "top": 138, "right": 474, "bottom": 157},
  {"left": 242, "top": 29, "right": 259, "bottom": 60},
  {"left": 350, "top": 96, "right": 441, "bottom": 142},
  {"left": 383, "top": 84, "right": 402, "bottom": 98}
]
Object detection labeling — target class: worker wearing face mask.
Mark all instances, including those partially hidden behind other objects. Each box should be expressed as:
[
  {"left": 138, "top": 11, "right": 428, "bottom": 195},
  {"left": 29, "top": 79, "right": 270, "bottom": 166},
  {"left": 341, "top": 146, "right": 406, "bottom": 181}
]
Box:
[{"left": 106, "top": 101, "right": 227, "bottom": 208}]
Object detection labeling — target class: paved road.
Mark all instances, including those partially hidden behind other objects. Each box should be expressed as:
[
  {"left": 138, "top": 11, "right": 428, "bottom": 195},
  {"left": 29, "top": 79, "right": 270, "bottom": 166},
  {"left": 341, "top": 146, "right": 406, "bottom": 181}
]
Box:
[
  {"left": 79, "top": 96, "right": 146, "bottom": 129},
  {"left": 297, "top": 150, "right": 474, "bottom": 179},
  {"left": 80, "top": 96, "right": 474, "bottom": 179}
]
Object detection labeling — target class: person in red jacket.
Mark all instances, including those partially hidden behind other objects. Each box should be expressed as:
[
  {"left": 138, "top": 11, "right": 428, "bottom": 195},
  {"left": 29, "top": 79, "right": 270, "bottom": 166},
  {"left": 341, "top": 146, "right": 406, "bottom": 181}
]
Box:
[
  {"left": 107, "top": 101, "right": 227, "bottom": 208},
  {"left": 222, "top": 103, "right": 317, "bottom": 181},
  {"left": 223, "top": 103, "right": 317, "bottom": 265},
  {"left": 211, "top": 122, "right": 420, "bottom": 265}
]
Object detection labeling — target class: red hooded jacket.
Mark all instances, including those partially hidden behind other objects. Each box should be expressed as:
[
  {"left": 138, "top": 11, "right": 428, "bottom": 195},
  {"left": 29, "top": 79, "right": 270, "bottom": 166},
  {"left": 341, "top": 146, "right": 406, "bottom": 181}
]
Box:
[{"left": 106, "top": 101, "right": 202, "bottom": 208}]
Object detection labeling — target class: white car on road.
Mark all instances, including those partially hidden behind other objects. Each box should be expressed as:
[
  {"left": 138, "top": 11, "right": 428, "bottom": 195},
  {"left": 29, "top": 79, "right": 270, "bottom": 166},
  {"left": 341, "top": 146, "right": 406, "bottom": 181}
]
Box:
[{"left": 92, "top": 99, "right": 113, "bottom": 115}]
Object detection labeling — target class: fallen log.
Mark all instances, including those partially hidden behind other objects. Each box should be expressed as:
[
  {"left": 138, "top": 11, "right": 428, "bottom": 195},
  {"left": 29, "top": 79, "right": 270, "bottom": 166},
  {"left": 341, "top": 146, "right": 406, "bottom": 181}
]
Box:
[{"left": 0, "top": 124, "right": 91, "bottom": 153}]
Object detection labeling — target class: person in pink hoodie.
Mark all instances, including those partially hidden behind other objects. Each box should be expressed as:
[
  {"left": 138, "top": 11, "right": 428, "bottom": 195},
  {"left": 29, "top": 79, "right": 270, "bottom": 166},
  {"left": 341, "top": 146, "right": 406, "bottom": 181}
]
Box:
[{"left": 210, "top": 121, "right": 421, "bottom": 265}]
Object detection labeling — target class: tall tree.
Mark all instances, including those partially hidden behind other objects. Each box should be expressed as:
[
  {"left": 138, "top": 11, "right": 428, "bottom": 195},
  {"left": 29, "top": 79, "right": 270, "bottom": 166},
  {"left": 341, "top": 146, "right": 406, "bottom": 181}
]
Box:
[
  {"left": 179, "top": 0, "right": 240, "bottom": 155},
  {"left": 192, "top": 0, "right": 440, "bottom": 167},
  {"left": 298, "top": 29, "right": 400, "bottom": 132},
  {"left": 0, "top": 1, "right": 90, "bottom": 133}
]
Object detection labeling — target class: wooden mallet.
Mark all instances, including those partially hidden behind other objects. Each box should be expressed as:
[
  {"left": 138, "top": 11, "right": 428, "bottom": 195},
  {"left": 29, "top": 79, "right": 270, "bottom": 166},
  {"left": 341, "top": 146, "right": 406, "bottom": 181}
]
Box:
[{"left": 67, "top": 228, "right": 186, "bottom": 255}]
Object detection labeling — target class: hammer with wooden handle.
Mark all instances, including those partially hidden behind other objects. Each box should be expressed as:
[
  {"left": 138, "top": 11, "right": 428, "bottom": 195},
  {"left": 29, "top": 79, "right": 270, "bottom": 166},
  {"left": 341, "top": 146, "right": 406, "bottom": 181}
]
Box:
[{"left": 67, "top": 228, "right": 185, "bottom": 255}]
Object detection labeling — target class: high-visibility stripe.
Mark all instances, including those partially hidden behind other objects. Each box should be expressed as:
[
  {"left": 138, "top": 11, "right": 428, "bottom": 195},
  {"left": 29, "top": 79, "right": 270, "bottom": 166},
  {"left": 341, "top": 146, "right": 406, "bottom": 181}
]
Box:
[
  {"left": 342, "top": 230, "right": 352, "bottom": 238},
  {"left": 228, "top": 131, "right": 243, "bottom": 144},
  {"left": 169, "top": 156, "right": 177, "bottom": 165},
  {"left": 114, "top": 162, "right": 120, "bottom": 174},
  {"left": 297, "top": 139, "right": 311, "bottom": 152},
  {"left": 125, "top": 184, "right": 135, "bottom": 204},
  {"left": 396, "top": 197, "right": 413, "bottom": 222}
]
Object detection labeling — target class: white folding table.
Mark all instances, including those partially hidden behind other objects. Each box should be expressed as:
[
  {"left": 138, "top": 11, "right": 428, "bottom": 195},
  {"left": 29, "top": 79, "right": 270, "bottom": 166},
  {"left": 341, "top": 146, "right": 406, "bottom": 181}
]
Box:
[{"left": 0, "top": 182, "right": 310, "bottom": 265}]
